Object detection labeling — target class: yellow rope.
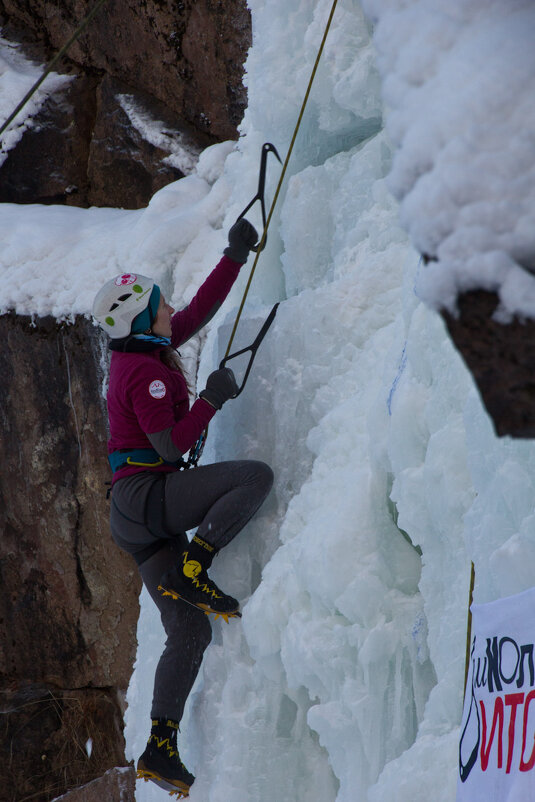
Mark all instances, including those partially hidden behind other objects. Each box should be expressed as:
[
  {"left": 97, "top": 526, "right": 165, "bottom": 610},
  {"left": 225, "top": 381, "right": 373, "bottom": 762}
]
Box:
[
  {"left": 224, "top": 0, "right": 340, "bottom": 357},
  {"left": 0, "top": 0, "right": 109, "bottom": 139}
]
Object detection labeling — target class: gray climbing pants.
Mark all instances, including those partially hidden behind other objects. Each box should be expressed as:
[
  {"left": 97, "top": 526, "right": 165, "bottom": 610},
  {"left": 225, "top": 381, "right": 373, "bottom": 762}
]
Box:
[{"left": 109, "top": 460, "right": 273, "bottom": 722}]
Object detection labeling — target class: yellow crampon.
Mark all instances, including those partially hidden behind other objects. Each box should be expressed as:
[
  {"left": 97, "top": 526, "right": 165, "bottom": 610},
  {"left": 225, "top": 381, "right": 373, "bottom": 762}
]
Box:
[
  {"left": 157, "top": 585, "right": 241, "bottom": 623},
  {"left": 136, "top": 767, "right": 189, "bottom": 798},
  {"left": 208, "top": 609, "right": 241, "bottom": 624}
]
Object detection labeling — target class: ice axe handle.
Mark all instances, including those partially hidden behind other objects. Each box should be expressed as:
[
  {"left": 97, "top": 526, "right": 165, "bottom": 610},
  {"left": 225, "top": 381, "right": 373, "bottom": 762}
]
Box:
[
  {"left": 237, "top": 143, "right": 282, "bottom": 252},
  {"left": 218, "top": 303, "right": 279, "bottom": 397}
]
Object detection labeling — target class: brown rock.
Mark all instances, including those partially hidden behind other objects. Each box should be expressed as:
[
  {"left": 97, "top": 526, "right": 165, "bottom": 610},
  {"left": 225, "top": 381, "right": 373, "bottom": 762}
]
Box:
[
  {"left": 0, "top": 0, "right": 251, "bottom": 208},
  {"left": 0, "top": 71, "right": 196, "bottom": 208},
  {"left": 85, "top": 74, "right": 199, "bottom": 209},
  {"left": 442, "top": 290, "right": 535, "bottom": 438},
  {"left": 51, "top": 766, "right": 136, "bottom": 802},
  {"left": 1, "top": 0, "right": 250, "bottom": 140},
  {"left": 0, "top": 73, "right": 98, "bottom": 206},
  {"left": 0, "top": 313, "right": 141, "bottom": 801},
  {"left": 181, "top": 0, "right": 252, "bottom": 136},
  {"left": 1, "top": 686, "right": 132, "bottom": 802}
]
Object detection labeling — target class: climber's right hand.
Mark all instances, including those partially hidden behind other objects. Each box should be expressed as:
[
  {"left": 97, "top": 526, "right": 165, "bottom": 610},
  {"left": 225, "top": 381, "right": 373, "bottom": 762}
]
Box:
[{"left": 224, "top": 218, "right": 259, "bottom": 263}]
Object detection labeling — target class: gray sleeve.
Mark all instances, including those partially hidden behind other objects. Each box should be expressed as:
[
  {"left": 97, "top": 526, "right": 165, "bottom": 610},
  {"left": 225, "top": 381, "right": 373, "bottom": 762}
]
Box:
[
  {"left": 147, "top": 427, "right": 184, "bottom": 462},
  {"left": 176, "top": 300, "right": 222, "bottom": 347}
]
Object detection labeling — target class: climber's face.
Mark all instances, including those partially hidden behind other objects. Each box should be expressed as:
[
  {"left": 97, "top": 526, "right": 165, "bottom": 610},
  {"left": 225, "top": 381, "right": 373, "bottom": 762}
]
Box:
[{"left": 152, "top": 295, "right": 175, "bottom": 339}]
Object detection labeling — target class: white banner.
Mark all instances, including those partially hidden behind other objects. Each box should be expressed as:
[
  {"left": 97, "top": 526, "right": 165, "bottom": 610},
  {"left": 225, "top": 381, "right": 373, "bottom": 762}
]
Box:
[{"left": 457, "top": 586, "right": 535, "bottom": 802}]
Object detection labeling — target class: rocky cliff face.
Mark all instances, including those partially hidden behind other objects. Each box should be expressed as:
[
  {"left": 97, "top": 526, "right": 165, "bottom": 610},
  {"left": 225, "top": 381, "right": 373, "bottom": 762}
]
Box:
[
  {"left": 0, "top": 0, "right": 251, "bottom": 208},
  {"left": 442, "top": 291, "right": 535, "bottom": 438},
  {"left": 418, "top": 254, "right": 535, "bottom": 439},
  {"left": 0, "top": 314, "right": 140, "bottom": 802}
]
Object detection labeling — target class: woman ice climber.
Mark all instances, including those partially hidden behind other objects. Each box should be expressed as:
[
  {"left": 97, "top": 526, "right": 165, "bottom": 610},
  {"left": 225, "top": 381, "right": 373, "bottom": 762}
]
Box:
[{"left": 92, "top": 218, "right": 274, "bottom": 798}]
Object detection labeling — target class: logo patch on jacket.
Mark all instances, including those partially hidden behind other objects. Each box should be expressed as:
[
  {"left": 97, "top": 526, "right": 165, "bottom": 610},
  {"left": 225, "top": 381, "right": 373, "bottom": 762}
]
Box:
[{"left": 149, "top": 380, "right": 166, "bottom": 399}]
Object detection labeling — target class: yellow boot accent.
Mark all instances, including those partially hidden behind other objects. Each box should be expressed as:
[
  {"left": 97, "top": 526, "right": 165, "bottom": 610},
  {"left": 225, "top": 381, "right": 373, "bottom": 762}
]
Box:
[
  {"left": 158, "top": 585, "right": 242, "bottom": 621},
  {"left": 182, "top": 558, "right": 202, "bottom": 579}
]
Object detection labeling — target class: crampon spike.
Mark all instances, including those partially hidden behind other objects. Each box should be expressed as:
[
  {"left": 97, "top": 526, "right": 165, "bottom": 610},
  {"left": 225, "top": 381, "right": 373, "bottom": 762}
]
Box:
[
  {"left": 136, "top": 768, "right": 189, "bottom": 798},
  {"left": 211, "top": 610, "right": 242, "bottom": 623},
  {"left": 158, "top": 585, "right": 242, "bottom": 620},
  {"left": 159, "top": 586, "right": 180, "bottom": 600}
]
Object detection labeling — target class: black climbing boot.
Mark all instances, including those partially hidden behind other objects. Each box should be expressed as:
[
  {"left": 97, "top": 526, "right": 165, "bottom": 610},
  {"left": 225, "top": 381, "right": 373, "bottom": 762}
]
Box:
[
  {"left": 158, "top": 535, "right": 241, "bottom": 621},
  {"left": 137, "top": 718, "right": 194, "bottom": 799}
]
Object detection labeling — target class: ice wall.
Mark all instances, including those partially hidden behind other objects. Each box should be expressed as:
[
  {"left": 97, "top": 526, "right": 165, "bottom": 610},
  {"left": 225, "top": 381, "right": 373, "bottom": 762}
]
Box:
[
  {"left": 128, "top": 1, "right": 527, "bottom": 800},
  {"left": 149, "top": 2, "right": 534, "bottom": 800}
]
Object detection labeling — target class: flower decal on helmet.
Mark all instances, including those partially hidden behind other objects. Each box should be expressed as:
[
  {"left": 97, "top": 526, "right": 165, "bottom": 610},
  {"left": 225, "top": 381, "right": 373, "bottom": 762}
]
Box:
[{"left": 115, "top": 273, "right": 137, "bottom": 286}]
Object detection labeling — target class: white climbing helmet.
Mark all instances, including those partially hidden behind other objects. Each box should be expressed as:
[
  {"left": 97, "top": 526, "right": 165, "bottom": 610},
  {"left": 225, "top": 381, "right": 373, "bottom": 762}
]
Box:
[{"left": 92, "top": 273, "right": 158, "bottom": 338}]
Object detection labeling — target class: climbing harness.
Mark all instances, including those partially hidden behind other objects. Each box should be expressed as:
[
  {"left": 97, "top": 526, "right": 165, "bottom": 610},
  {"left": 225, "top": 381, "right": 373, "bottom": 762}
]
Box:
[
  {"left": 108, "top": 447, "right": 185, "bottom": 474},
  {"left": 0, "top": 0, "right": 109, "bottom": 139}
]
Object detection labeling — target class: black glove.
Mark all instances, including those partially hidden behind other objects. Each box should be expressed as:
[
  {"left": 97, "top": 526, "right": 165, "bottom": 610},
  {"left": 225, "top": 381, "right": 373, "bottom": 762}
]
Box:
[
  {"left": 199, "top": 367, "right": 239, "bottom": 409},
  {"left": 224, "top": 218, "right": 259, "bottom": 263}
]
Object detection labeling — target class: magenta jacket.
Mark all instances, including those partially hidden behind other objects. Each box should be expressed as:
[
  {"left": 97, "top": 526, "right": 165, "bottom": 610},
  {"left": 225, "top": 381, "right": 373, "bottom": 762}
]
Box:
[{"left": 107, "top": 255, "right": 242, "bottom": 482}]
